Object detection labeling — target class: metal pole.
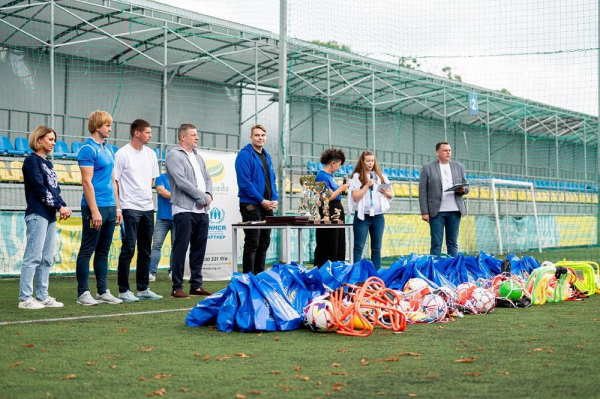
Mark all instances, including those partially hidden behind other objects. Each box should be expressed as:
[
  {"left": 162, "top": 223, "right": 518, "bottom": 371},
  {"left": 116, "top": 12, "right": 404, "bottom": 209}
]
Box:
[
  {"left": 443, "top": 88, "right": 447, "bottom": 141},
  {"left": 491, "top": 180, "right": 503, "bottom": 255},
  {"left": 327, "top": 57, "right": 331, "bottom": 147},
  {"left": 254, "top": 42, "right": 259, "bottom": 124},
  {"left": 487, "top": 96, "right": 491, "bottom": 174},
  {"left": 555, "top": 113, "right": 560, "bottom": 181},
  {"left": 583, "top": 124, "right": 587, "bottom": 181},
  {"left": 162, "top": 26, "right": 168, "bottom": 159},
  {"left": 277, "top": 0, "right": 288, "bottom": 261},
  {"left": 524, "top": 107, "right": 528, "bottom": 178},
  {"left": 50, "top": 0, "right": 55, "bottom": 131},
  {"left": 372, "top": 71, "right": 376, "bottom": 152}
]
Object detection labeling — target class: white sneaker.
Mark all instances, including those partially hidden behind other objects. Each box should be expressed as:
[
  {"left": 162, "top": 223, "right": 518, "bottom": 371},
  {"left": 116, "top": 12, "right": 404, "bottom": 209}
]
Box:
[
  {"left": 77, "top": 291, "right": 99, "bottom": 306},
  {"left": 95, "top": 289, "right": 123, "bottom": 305},
  {"left": 148, "top": 274, "right": 156, "bottom": 282},
  {"left": 19, "top": 298, "right": 45, "bottom": 310},
  {"left": 168, "top": 272, "right": 172, "bottom": 281},
  {"left": 118, "top": 290, "right": 140, "bottom": 303},
  {"left": 39, "top": 297, "right": 64, "bottom": 308},
  {"left": 137, "top": 289, "right": 163, "bottom": 300}
]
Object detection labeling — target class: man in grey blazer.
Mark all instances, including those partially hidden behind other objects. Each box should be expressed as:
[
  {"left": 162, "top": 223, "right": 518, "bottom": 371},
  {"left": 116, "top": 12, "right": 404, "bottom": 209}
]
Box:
[
  {"left": 418, "top": 142, "right": 469, "bottom": 257},
  {"left": 165, "top": 123, "right": 214, "bottom": 299}
]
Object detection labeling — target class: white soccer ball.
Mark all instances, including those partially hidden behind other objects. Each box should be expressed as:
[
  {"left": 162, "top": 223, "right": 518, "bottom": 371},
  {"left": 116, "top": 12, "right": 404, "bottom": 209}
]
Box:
[
  {"left": 304, "top": 299, "right": 337, "bottom": 332},
  {"left": 470, "top": 288, "right": 496, "bottom": 314},
  {"left": 420, "top": 293, "right": 448, "bottom": 322},
  {"left": 404, "top": 278, "right": 430, "bottom": 292}
]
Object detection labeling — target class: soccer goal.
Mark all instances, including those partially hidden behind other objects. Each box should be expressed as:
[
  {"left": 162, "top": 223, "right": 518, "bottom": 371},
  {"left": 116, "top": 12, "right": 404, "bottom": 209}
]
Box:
[{"left": 490, "top": 179, "right": 542, "bottom": 255}]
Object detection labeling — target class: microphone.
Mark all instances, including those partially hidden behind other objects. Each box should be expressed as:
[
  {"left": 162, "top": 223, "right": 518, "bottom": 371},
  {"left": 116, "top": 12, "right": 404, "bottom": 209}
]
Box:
[{"left": 369, "top": 172, "right": 374, "bottom": 191}]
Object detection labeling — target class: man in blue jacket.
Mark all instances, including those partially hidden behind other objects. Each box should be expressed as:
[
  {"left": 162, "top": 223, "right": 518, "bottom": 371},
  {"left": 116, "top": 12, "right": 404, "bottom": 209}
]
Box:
[{"left": 235, "top": 124, "right": 278, "bottom": 274}]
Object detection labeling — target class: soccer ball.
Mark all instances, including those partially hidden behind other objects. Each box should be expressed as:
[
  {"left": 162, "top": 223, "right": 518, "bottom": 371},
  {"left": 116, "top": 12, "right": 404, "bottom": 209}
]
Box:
[
  {"left": 456, "top": 283, "right": 477, "bottom": 305},
  {"left": 404, "top": 278, "right": 429, "bottom": 292},
  {"left": 304, "top": 299, "right": 337, "bottom": 332},
  {"left": 420, "top": 294, "right": 448, "bottom": 322},
  {"left": 498, "top": 280, "right": 523, "bottom": 300},
  {"left": 470, "top": 288, "right": 496, "bottom": 314}
]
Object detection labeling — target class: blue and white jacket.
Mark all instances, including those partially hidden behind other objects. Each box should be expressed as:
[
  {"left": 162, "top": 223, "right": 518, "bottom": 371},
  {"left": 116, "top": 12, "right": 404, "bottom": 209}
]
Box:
[{"left": 235, "top": 143, "right": 278, "bottom": 205}]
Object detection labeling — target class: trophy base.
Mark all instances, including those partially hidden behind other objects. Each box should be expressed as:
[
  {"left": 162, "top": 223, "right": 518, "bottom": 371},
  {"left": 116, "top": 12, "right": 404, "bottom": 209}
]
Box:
[
  {"left": 335, "top": 220, "right": 343, "bottom": 224},
  {"left": 322, "top": 219, "right": 332, "bottom": 224}
]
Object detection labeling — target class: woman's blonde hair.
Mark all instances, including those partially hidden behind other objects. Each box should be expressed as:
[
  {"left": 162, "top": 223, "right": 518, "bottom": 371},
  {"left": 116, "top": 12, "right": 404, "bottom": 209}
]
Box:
[{"left": 28, "top": 125, "right": 57, "bottom": 151}]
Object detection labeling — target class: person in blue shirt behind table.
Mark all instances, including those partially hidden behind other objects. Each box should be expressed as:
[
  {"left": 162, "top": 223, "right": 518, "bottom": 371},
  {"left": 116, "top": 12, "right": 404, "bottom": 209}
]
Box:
[
  {"left": 348, "top": 150, "right": 394, "bottom": 270},
  {"left": 313, "top": 148, "right": 350, "bottom": 268},
  {"left": 149, "top": 172, "right": 174, "bottom": 281},
  {"left": 75, "top": 110, "right": 123, "bottom": 306},
  {"left": 234, "top": 124, "right": 278, "bottom": 274},
  {"left": 18, "top": 125, "right": 72, "bottom": 309}
]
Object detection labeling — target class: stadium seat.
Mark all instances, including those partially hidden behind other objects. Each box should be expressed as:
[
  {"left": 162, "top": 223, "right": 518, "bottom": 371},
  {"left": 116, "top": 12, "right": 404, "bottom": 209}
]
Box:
[
  {"left": 336, "top": 164, "right": 349, "bottom": 177},
  {"left": 54, "top": 163, "right": 72, "bottom": 184},
  {"left": 107, "top": 144, "right": 119, "bottom": 155},
  {"left": 346, "top": 165, "right": 354, "bottom": 177},
  {"left": 409, "top": 183, "right": 419, "bottom": 198},
  {"left": 411, "top": 169, "right": 420, "bottom": 180},
  {"left": 318, "top": 162, "right": 324, "bottom": 171},
  {"left": 8, "top": 161, "right": 24, "bottom": 181},
  {"left": 307, "top": 161, "right": 318, "bottom": 174},
  {"left": 383, "top": 167, "right": 391, "bottom": 177},
  {"left": 69, "top": 164, "right": 82, "bottom": 183},
  {"left": 71, "top": 142, "right": 83, "bottom": 155},
  {"left": 14, "top": 137, "right": 31, "bottom": 155},
  {"left": 53, "top": 140, "right": 76, "bottom": 159},
  {"left": 0, "top": 136, "right": 26, "bottom": 156},
  {"left": 0, "top": 161, "right": 20, "bottom": 182},
  {"left": 397, "top": 168, "right": 407, "bottom": 180},
  {"left": 389, "top": 168, "right": 399, "bottom": 180}
]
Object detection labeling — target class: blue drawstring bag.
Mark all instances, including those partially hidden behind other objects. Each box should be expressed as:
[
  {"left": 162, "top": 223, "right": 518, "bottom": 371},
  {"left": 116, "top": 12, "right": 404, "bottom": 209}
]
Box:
[
  {"left": 185, "top": 287, "right": 229, "bottom": 327},
  {"left": 251, "top": 273, "right": 303, "bottom": 331}
]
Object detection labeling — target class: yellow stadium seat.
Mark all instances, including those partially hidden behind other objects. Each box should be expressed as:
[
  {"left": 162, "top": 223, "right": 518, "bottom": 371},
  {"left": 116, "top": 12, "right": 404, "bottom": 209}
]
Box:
[
  {"left": 479, "top": 187, "right": 490, "bottom": 200},
  {"left": 409, "top": 183, "right": 419, "bottom": 198},
  {"left": 0, "top": 161, "right": 20, "bottom": 182},
  {"left": 8, "top": 161, "right": 24, "bottom": 181},
  {"left": 535, "top": 191, "right": 549, "bottom": 202},
  {"left": 69, "top": 164, "right": 82, "bottom": 184},
  {"left": 393, "top": 183, "right": 410, "bottom": 197},
  {"left": 54, "top": 163, "right": 71, "bottom": 184},
  {"left": 593, "top": 194, "right": 598, "bottom": 204},
  {"left": 467, "top": 186, "right": 479, "bottom": 199},
  {"left": 517, "top": 189, "right": 527, "bottom": 201}
]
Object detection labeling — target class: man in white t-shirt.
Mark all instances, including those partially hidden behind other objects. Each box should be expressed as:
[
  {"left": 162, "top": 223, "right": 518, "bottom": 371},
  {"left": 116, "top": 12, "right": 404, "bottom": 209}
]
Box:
[
  {"left": 418, "top": 142, "right": 469, "bottom": 257},
  {"left": 165, "top": 123, "right": 213, "bottom": 299},
  {"left": 114, "top": 119, "right": 162, "bottom": 302}
]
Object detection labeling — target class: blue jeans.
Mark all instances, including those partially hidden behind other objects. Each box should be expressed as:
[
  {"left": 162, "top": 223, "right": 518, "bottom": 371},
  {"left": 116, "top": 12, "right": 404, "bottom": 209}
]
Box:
[
  {"left": 352, "top": 213, "right": 385, "bottom": 270},
  {"left": 117, "top": 209, "right": 154, "bottom": 293},
  {"left": 149, "top": 219, "right": 174, "bottom": 275},
  {"left": 429, "top": 211, "right": 461, "bottom": 257},
  {"left": 19, "top": 214, "right": 56, "bottom": 301},
  {"left": 76, "top": 206, "right": 117, "bottom": 297}
]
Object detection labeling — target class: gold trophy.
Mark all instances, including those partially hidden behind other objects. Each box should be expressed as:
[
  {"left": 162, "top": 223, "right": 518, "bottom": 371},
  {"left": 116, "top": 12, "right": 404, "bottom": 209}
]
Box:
[
  {"left": 311, "top": 181, "right": 325, "bottom": 223},
  {"left": 297, "top": 175, "right": 315, "bottom": 217},
  {"left": 321, "top": 187, "right": 333, "bottom": 224}
]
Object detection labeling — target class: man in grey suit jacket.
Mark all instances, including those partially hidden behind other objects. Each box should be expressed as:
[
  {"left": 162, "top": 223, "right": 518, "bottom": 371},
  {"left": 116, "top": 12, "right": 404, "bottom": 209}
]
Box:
[
  {"left": 418, "top": 142, "right": 469, "bottom": 257},
  {"left": 165, "top": 123, "right": 214, "bottom": 299}
]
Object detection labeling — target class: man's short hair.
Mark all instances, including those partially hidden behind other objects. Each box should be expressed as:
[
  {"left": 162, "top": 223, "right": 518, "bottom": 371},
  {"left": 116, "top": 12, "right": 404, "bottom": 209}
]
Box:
[
  {"left": 130, "top": 119, "right": 151, "bottom": 137},
  {"left": 88, "top": 110, "right": 113, "bottom": 134},
  {"left": 250, "top": 124, "right": 266, "bottom": 134},
  {"left": 28, "top": 125, "right": 56, "bottom": 151},
  {"left": 436, "top": 141, "right": 450, "bottom": 151},
  {"left": 178, "top": 123, "right": 196, "bottom": 140}
]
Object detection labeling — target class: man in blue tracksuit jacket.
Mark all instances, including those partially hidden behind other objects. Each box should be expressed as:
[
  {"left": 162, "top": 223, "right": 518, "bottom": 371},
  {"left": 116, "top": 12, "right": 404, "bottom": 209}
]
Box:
[{"left": 235, "top": 124, "right": 278, "bottom": 274}]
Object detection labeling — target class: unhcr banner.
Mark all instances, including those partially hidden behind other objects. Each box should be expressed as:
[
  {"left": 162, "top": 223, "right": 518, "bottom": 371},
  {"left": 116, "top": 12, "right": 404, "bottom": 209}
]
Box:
[{"left": 0, "top": 150, "right": 240, "bottom": 280}]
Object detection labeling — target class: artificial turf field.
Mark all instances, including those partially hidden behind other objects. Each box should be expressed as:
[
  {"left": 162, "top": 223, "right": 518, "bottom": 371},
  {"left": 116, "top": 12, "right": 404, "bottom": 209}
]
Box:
[{"left": 1, "top": 272, "right": 599, "bottom": 399}]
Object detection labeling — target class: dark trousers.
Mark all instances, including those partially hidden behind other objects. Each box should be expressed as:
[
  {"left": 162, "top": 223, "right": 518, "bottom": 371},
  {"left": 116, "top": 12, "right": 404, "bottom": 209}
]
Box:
[
  {"left": 171, "top": 212, "right": 209, "bottom": 291},
  {"left": 240, "top": 202, "right": 273, "bottom": 274},
  {"left": 76, "top": 206, "right": 116, "bottom": 297},
  {"left": 117, "top": 209, "right": 155, "bottom": 293},
  {"left": 429, "top": 211, "right": 461, "bottom": 257},
  {"left": 313, "top": 200, "right": 346, "bottom": 268}
]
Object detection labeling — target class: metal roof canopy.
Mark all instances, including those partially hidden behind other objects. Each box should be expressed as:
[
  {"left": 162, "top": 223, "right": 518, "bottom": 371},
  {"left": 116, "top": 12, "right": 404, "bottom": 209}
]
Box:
[{"left": 0, "top": 0, "right": 598, "bottom": 145}]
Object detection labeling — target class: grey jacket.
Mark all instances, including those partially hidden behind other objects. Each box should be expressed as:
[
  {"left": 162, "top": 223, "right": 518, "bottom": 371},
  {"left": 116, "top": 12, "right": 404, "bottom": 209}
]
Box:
[
  {"left": 165, "top": 145, "right": 213, "bottom": 211},
  {"left": 418, "top": 160, "right": 469, "bottom": 218}
]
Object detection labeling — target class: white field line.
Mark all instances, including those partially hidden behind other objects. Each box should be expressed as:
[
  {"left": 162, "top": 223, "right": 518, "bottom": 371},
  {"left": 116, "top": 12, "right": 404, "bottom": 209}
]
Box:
[{"left": 0, "top": 308, "right": 193, "bottom": 326}]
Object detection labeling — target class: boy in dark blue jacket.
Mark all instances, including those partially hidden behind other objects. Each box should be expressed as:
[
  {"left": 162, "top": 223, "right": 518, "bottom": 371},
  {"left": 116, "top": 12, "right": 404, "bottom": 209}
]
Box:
[{"left": 234, "top": 124, "right": 278, "bottom": 274}]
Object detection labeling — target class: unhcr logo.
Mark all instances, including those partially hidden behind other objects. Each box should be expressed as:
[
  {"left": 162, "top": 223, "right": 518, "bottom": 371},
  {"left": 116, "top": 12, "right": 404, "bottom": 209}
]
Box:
[
  {"left": 209, "top": 207, "right": 226, "bottom": 224},
  {"left": 206, "top": 159, "right": 225, "bottom": 183}
]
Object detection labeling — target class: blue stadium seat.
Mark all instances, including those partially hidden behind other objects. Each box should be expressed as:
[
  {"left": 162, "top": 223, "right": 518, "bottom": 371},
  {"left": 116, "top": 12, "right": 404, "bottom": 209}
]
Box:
[
  {"left": 53, "top": 140, "right": 75, "bottom": 159},
  {"left": 411, "top": 169, "right": 420, "bottom": 180},
  {"left": 346, "top": 165, "right": 354, "bottom": 177},
  {"left": 318, "top": 162, "right": 324, "bottom": 171},
  {"left": 154, "top": 148, "right": 162, "bottom": 161},
  {"left": 0, "top": 136, "right": 26, "bottom": 156},
  {"left": 466, "top": 173, "right": 473, "bottom": 180},
  {"left": 307, "top": 161, "right": 318, "bottom": 174},
  {"left": 108, "top": 144, "right": 119, "bottom": 155},
  {"left": 71, "top": 142, "right": 83, "bottom": 155},
  {"left": 14, "top": 137, "right": 31, "bottom": 155},
  {"left": 579, "top": 183, "right": 586, "bottom": 193},
  {"left": 389, "top": 168, "right": 399, "bottom": 180},
  {"left": 397, "top": 168, "right": 407, "bottom": 180},
  {"left": 336, "top": 164, "right": 349, "bottom": 177},
  {"left": 383, "top": 167, "right": 391, "bottom": 177}
]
